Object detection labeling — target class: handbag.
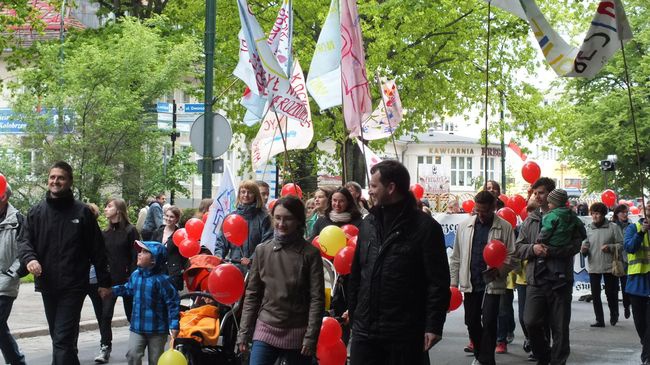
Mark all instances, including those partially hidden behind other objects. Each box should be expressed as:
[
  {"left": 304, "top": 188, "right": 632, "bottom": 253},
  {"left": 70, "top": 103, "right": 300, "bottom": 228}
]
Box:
[{"left": 611, "top": 247, "right": 625, "bottom": 277}]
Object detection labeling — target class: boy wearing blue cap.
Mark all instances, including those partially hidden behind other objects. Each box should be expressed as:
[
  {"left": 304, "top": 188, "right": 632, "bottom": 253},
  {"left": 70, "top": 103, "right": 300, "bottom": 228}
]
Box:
[{"left": 113, "top": 241, "right": 180, "bottom": 365}]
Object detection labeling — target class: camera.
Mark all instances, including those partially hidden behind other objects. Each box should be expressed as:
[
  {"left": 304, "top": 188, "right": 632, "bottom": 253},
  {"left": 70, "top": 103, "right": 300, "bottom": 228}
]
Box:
[{"left": 600, "top": 160, "right": 615, "bottom": 171}]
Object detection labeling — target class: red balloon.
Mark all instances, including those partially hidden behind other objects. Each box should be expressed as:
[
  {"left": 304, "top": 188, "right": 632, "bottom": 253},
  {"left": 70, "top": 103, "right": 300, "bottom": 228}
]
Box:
[
  {"left": 630, "top": 206, "right": 641, "bottom": 215},
  {"left": 462, "top": 200, "right": 475, "bottom": 213},
  {"left": 268, "top": 199, "right": 277, "bottom": 212},
  {"left": 601, "top": 189, "right": 617, "bottom": 208},
  {"left": 312, "top": 236, "right": 334, "bottom": 260},
  {"left": 497, "top": 207, "right": 518, "bottom": 228},
  {"left": 201, "top": 212, "right": 209, "bottom": 223},
  {"left": 222, "top": 214, "right": 248, "bottom": 246},
  {"left": 618, "top": 199, "right": 627, "bottom": 206},
  {"left": 281, "top": 183, "right": 303, "bottom": 199},
  {"left": 172, "top": 228, "right": 187, "bottom": 246},
  {"left": 519, "top": 207, "right": 529, "bottom": 221},
  {"left": 185, "top": 218, "right": 205, "bottom": 241},
  {"left": 333, "top": 246, "right": 355, "bottom": 275},
  {"left": 347, "top": 236, "right": 358, "bottom": 247},
  {"left": 522, "top": 161, "right": 541, "bottom": 184},
  {"left": 449, "top": 287, "right": 463, "bottom": 312},
  {"left": 341, "top": 224, "right": 359, "bottom": 238},
  {"left": 410, "top": 183, "right": 425, "bottom": 200},
  {"left": 483, "top": 239, "right": 507, "bottom": 268},
  {"left": 626, "top": 200, "right": 635, "bottom": 207},
  {"left": 178, "top": 238, "right": 201, "bottom": 258},
  {"left": 317, "top": 339, "right": 347, "bottom": 365},
  {"left": 507, "top": 195, "right": 526, "bottom": 214},
  {"left": 318, "top": 317, "right": 342, "bottom": 347},
  {"left": 207, "top": 263, "right": 245, "bottom": 305},
  {"left": 0, "top": 174, "right": 6, "bottom": 198},
  {"left": 498, "top": 194, "right": 509, "bottom": 207}
]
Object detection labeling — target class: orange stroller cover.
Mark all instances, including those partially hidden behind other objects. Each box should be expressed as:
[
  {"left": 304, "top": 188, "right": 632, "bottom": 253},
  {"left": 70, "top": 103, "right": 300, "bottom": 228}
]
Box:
[{"left": 178, "top": 305, "right": 221, "bottom": 347}]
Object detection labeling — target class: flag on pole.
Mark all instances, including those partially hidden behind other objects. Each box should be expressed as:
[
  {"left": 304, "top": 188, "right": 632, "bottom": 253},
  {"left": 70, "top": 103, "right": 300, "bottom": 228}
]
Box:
[
  {"left": 341, "top": 0, "right": 372, "bottom": 137},
  {"left": 355, "top": 138, "right": 382, "bottom": 179},
  {"left": 361, "top": 80, "right": 403, "bottom": 140},
  {"left": 508, "top": 139, "right": 528, "bottom": 161},
  {"left": 200, "top": 164, "right": 237, "bottom": 253},
  {"left": 235, "top": 0, "right": 308, "bottom": 123},
  {"left": 251, "top": 60, "right": 313, "bottom": 168},
  {"left": 488, "top": 0, "right": 527, "bottom": 20},
  {"left": 487, "top": 0, "right": 633, "bottom": 78},
  {"left": 306, "top": 0, "right": 342, "bottom": 111}
]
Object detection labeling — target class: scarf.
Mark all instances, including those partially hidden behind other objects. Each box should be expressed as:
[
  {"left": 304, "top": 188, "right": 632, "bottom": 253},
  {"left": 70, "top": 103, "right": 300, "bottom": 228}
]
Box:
[
  {"left": 237, "top": 202, "right": 259, "bottom": 219},
  {"left": 273, "top": 230, "right": 303, "bottom": 246},
  {"left": 329, "top": 211, "right": 352, "bottom": 223}
]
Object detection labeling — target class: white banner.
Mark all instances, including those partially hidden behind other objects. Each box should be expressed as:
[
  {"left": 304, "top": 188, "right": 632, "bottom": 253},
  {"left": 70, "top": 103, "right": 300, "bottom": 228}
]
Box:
[
  {"left": 200, "top": 165, "right": 237, "bottom": 253},
  {"left": 251, "top": 60, "right": 313, "bottom": 168},
  {"left": 361, "top": 80, "right": 403, "bottom": 140}
]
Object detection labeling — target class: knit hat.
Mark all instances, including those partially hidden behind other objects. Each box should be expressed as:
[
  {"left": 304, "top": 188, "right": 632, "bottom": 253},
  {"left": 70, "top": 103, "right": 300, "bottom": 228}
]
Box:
[{"left": 548, "top": 189, "right": 568, "bottom": 208}]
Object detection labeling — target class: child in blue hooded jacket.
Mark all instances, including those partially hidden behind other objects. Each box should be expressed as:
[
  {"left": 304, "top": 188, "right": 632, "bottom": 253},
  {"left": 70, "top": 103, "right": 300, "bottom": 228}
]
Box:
[{"left": 113, "top": 241, "right": 180, "bottom": 365}]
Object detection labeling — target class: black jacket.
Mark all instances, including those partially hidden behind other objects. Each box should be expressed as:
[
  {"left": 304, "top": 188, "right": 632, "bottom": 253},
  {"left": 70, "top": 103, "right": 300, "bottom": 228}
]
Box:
[
  {"left": 103, "top": 221, "right": 139, "bottom": 285},
  {"left": 348, "top": 196, "right": 450, "bottom": 340},
  {"left": 152, "top": 225, "right": 187, "bottom": 290},
  {"left": 17, "top": 191, "right": 110, "bottom": 293}
]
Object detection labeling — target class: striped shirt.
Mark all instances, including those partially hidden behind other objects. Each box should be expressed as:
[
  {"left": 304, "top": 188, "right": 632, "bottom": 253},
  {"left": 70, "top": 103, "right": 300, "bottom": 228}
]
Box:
[{"left": 253, "top": 319, "right": 306, "bottom": 350}]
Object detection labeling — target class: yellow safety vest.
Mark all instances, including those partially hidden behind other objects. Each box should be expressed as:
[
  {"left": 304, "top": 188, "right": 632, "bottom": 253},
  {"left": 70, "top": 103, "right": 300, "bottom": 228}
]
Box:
[{"left": 627, "top": 223, "right": 650, "bottom": 275}]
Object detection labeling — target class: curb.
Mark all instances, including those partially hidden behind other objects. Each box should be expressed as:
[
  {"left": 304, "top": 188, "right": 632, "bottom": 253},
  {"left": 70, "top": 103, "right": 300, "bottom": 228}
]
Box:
[{"left": 14, "top": 316, "right": 129, "bottom": 339}]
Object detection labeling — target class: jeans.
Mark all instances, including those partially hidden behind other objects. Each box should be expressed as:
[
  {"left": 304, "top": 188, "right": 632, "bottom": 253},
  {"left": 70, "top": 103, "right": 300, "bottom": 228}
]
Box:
[
  {"left": 349, "top": 337, "right": 422, "bottom": 365},
  {"left": 464, "top": 292, "right": 500, "bottom": 365},
  {"left": 0, "top": 296, "right": 25, "bottom": 365},
  {"left": 249, "top": 341, "right": 312, "bottom": 365},
  {"left": 630, "top": 295, "right": 650, "bottom": 363},
  {"left": 589, "top": 273, "right": 619, "bottom": 323},
  {"left": 126, "top": 331, "right": 168, "bottom": 365},
  {"left": 88, "top": 284, "right": 133, "bottom": 347},
  {"left": 515, "top": 285, "right": 529, "bottom": 339},
  {"left": 524, "top": 283, "right": 572, "bottom": 365},
  {"left": 42, "top": 290, "right": 86, "bottom": 365},
  {"left": 497, "top": 288, "right": 515, "bottom": 343}
]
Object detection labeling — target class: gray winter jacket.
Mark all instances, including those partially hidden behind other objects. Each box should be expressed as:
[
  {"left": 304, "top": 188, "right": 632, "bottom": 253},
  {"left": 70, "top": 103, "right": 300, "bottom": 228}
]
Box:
[
  {"left": 582, "top": 221, "right": 624, "bottom": 274},
  {"left": 0, "top": 204, "right": 22, "bottom": 297}
]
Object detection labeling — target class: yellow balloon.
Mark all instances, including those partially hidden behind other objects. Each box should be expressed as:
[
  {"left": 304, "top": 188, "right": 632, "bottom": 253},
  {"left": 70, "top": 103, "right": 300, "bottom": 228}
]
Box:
[
  {"left": 319, "top": 226, "right": 347, "bottom": 256},
  {"left": 158, "top": 349, "right": 188, "bottom": 365}
]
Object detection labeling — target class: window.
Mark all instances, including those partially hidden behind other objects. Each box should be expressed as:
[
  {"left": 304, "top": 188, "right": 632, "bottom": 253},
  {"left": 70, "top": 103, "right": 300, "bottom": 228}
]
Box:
[
  {"left": 480, "top": 157, "right": 496, "bottom": 182},
  {"left": 451, "top": 156, "right": 473, "bottom": 187}
]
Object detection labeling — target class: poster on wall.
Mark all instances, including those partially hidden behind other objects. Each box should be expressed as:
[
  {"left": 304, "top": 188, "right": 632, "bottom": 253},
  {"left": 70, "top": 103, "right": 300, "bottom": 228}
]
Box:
[{"left": 418, "top": 163, "right": 450, "bottom": 194}]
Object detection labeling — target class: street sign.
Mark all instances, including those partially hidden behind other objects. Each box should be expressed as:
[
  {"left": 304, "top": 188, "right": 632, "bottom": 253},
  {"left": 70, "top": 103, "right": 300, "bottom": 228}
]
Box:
[
  {"left": 157, "top": 102, "right": 205, "bottom": 114},
  {"left": 190, "top": 113, "right": 232, "bottom": 158}
]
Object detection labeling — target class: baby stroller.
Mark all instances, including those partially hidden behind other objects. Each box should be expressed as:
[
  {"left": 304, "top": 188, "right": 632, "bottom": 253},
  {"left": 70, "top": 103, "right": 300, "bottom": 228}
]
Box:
[{"left": 174, "top": 255, "right": 244, "bottom": 365}]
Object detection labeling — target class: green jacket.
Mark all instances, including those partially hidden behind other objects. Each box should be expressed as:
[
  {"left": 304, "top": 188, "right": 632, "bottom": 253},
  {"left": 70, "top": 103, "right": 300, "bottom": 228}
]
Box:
[{"left": 539, "top": 207, "right": 582, "bottom": 248}]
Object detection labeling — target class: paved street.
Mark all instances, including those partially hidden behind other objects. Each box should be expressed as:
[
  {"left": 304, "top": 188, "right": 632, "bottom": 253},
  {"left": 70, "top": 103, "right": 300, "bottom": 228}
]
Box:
[{"left": 9, "top": 290, "right": 643, "bottom": 365}]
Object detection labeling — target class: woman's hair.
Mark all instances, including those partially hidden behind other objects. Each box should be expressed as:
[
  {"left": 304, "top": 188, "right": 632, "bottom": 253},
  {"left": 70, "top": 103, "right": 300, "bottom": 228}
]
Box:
[
  {"left": 325, "top": 187, "right": 362, "bottom": 220},
  {"left": 314, "top": 186, "right": 335, "bottom": 213},
  {"left": 611, "top": 204, "right": 629, "bottom": 222},
  {"left": 589, "top": 202, "right": 608, "bottom": 216},
  {"left": 106, "top": 198, "right": 130, "bottom": 224},
  {"left": 166, "top": 206, "right": 182, "bottom": 221},
  {"left": 198, "top": 198, "right": 213, "bottom": 214},
  {"left": 305, "top": 198, "right": 315, "bottom": 214},
  {"left": 271, "top": 196, "right": 306, "bottom": 230},
  {"left": 237, "top": 180, "right": 264, "bottom": 209}
]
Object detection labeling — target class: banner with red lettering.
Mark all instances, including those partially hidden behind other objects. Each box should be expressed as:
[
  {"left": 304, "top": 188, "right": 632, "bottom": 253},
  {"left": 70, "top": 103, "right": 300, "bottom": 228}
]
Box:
[
  {"left": 251, "top": 60, "right": 313, "bottom": 168},
  {"left": 341, "top": 0, "right": 372, "bottom": 137}
]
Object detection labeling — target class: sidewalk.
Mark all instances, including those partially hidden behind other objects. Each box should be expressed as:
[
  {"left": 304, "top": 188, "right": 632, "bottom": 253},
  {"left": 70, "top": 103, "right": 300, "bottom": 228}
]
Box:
[{"left": 9, "top": 283, "right": 128, "bottom": 339}]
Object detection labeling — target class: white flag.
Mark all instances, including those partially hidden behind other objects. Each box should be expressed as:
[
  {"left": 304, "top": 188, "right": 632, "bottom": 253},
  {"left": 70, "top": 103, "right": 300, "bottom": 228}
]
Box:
[
  {"left": 200, "top": 165, "right": 236, "bottom": 253},
  {"left": 361, "top": 80, "right": 403, "bottom": 140},
  {"left": 355, "top": 138, "right": 383, "bottom": 178},
  {"left": 251, "top": 60, "right": 313, "bottom": 168}
]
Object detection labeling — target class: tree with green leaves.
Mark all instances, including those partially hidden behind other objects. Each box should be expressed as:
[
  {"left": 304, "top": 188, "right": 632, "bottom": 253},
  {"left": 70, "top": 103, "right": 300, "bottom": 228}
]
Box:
[{"left": 6, "top": 17, "right": 200, "bottom": 206}]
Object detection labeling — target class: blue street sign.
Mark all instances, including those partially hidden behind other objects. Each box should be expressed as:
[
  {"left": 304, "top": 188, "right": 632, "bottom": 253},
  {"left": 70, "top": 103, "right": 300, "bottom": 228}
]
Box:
[
  {"left": 179, "top": 103, "right": 205, "bottom": 113},
  {"left": 0, "top": 108, "right": 27, "bottom": 134}
]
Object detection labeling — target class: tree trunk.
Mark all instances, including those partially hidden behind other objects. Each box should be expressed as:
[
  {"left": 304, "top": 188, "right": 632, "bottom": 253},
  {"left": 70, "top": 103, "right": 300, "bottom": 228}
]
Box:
[{"left": 344, "top": 138, "right": 367, "bottom": 188}]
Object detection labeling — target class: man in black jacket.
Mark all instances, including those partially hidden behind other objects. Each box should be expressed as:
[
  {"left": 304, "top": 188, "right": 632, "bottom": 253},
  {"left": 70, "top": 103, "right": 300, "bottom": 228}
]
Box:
[
  {"left": 17, "top": 161, "right": 111, "bottom": 365},
  {"left": 348, "top": 160, "right": 450, "bottom": 365}
]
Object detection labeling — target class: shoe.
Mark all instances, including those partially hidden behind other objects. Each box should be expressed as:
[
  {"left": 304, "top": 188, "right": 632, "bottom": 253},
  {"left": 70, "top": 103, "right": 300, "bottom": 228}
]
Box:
[
  {"left": 625, "top": 306, "right": 631, "bottom": 319},
  {"left": 611, "top": 315, "right": 618, "bottom": 326},
  {"left": 590, "top": 321, "right": 605, "bottom": 328},
  {"left": 506, "top": 331, "right": 515, "bottom": 344},
  {"left": 495, "top": 342, "right": 507, "bottom": 354},
  {"left": 464, "top": 340, "right": 474, "bottom": 353},
  {"left": 527, "top": 353, "right": 537, "bottom": 362},
  {"left": 523, "top": 338, "right": 532, "bottom": 353},
  {"left": 94, "top": 345, "right": 110, "bottom": 364}
]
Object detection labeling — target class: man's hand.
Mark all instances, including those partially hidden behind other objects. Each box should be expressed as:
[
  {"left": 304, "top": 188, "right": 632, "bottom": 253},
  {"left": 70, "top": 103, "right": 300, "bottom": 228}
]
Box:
[
  {"left": 533, "top": 243, "right": 548, "bottom": 257},
  {"left": 240, "top": 257, "right": 251, "bottom": 266},
  {"left": 642, "top": 221, "right": 649, "bottom": 233},
  {"left": 27, "top": 260, "right": 42, "bottom": 277},
  {"left": 98, "top": 287, "right": 112, "bottom": 300},
  {"left": 341, "top": 310, "right": 350, "bottom": 325},
  {"left": 601, "top": 244, "right": 610, "bottom": 253},
  {"left": 424, "top": 332, "right": 442, "bottom": 351},
  {"left": 238, "top": 343, "right": 248, "bottom": 353},
  {"left": 301, "top": 345, "right": 315, "bottom": 356}
]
